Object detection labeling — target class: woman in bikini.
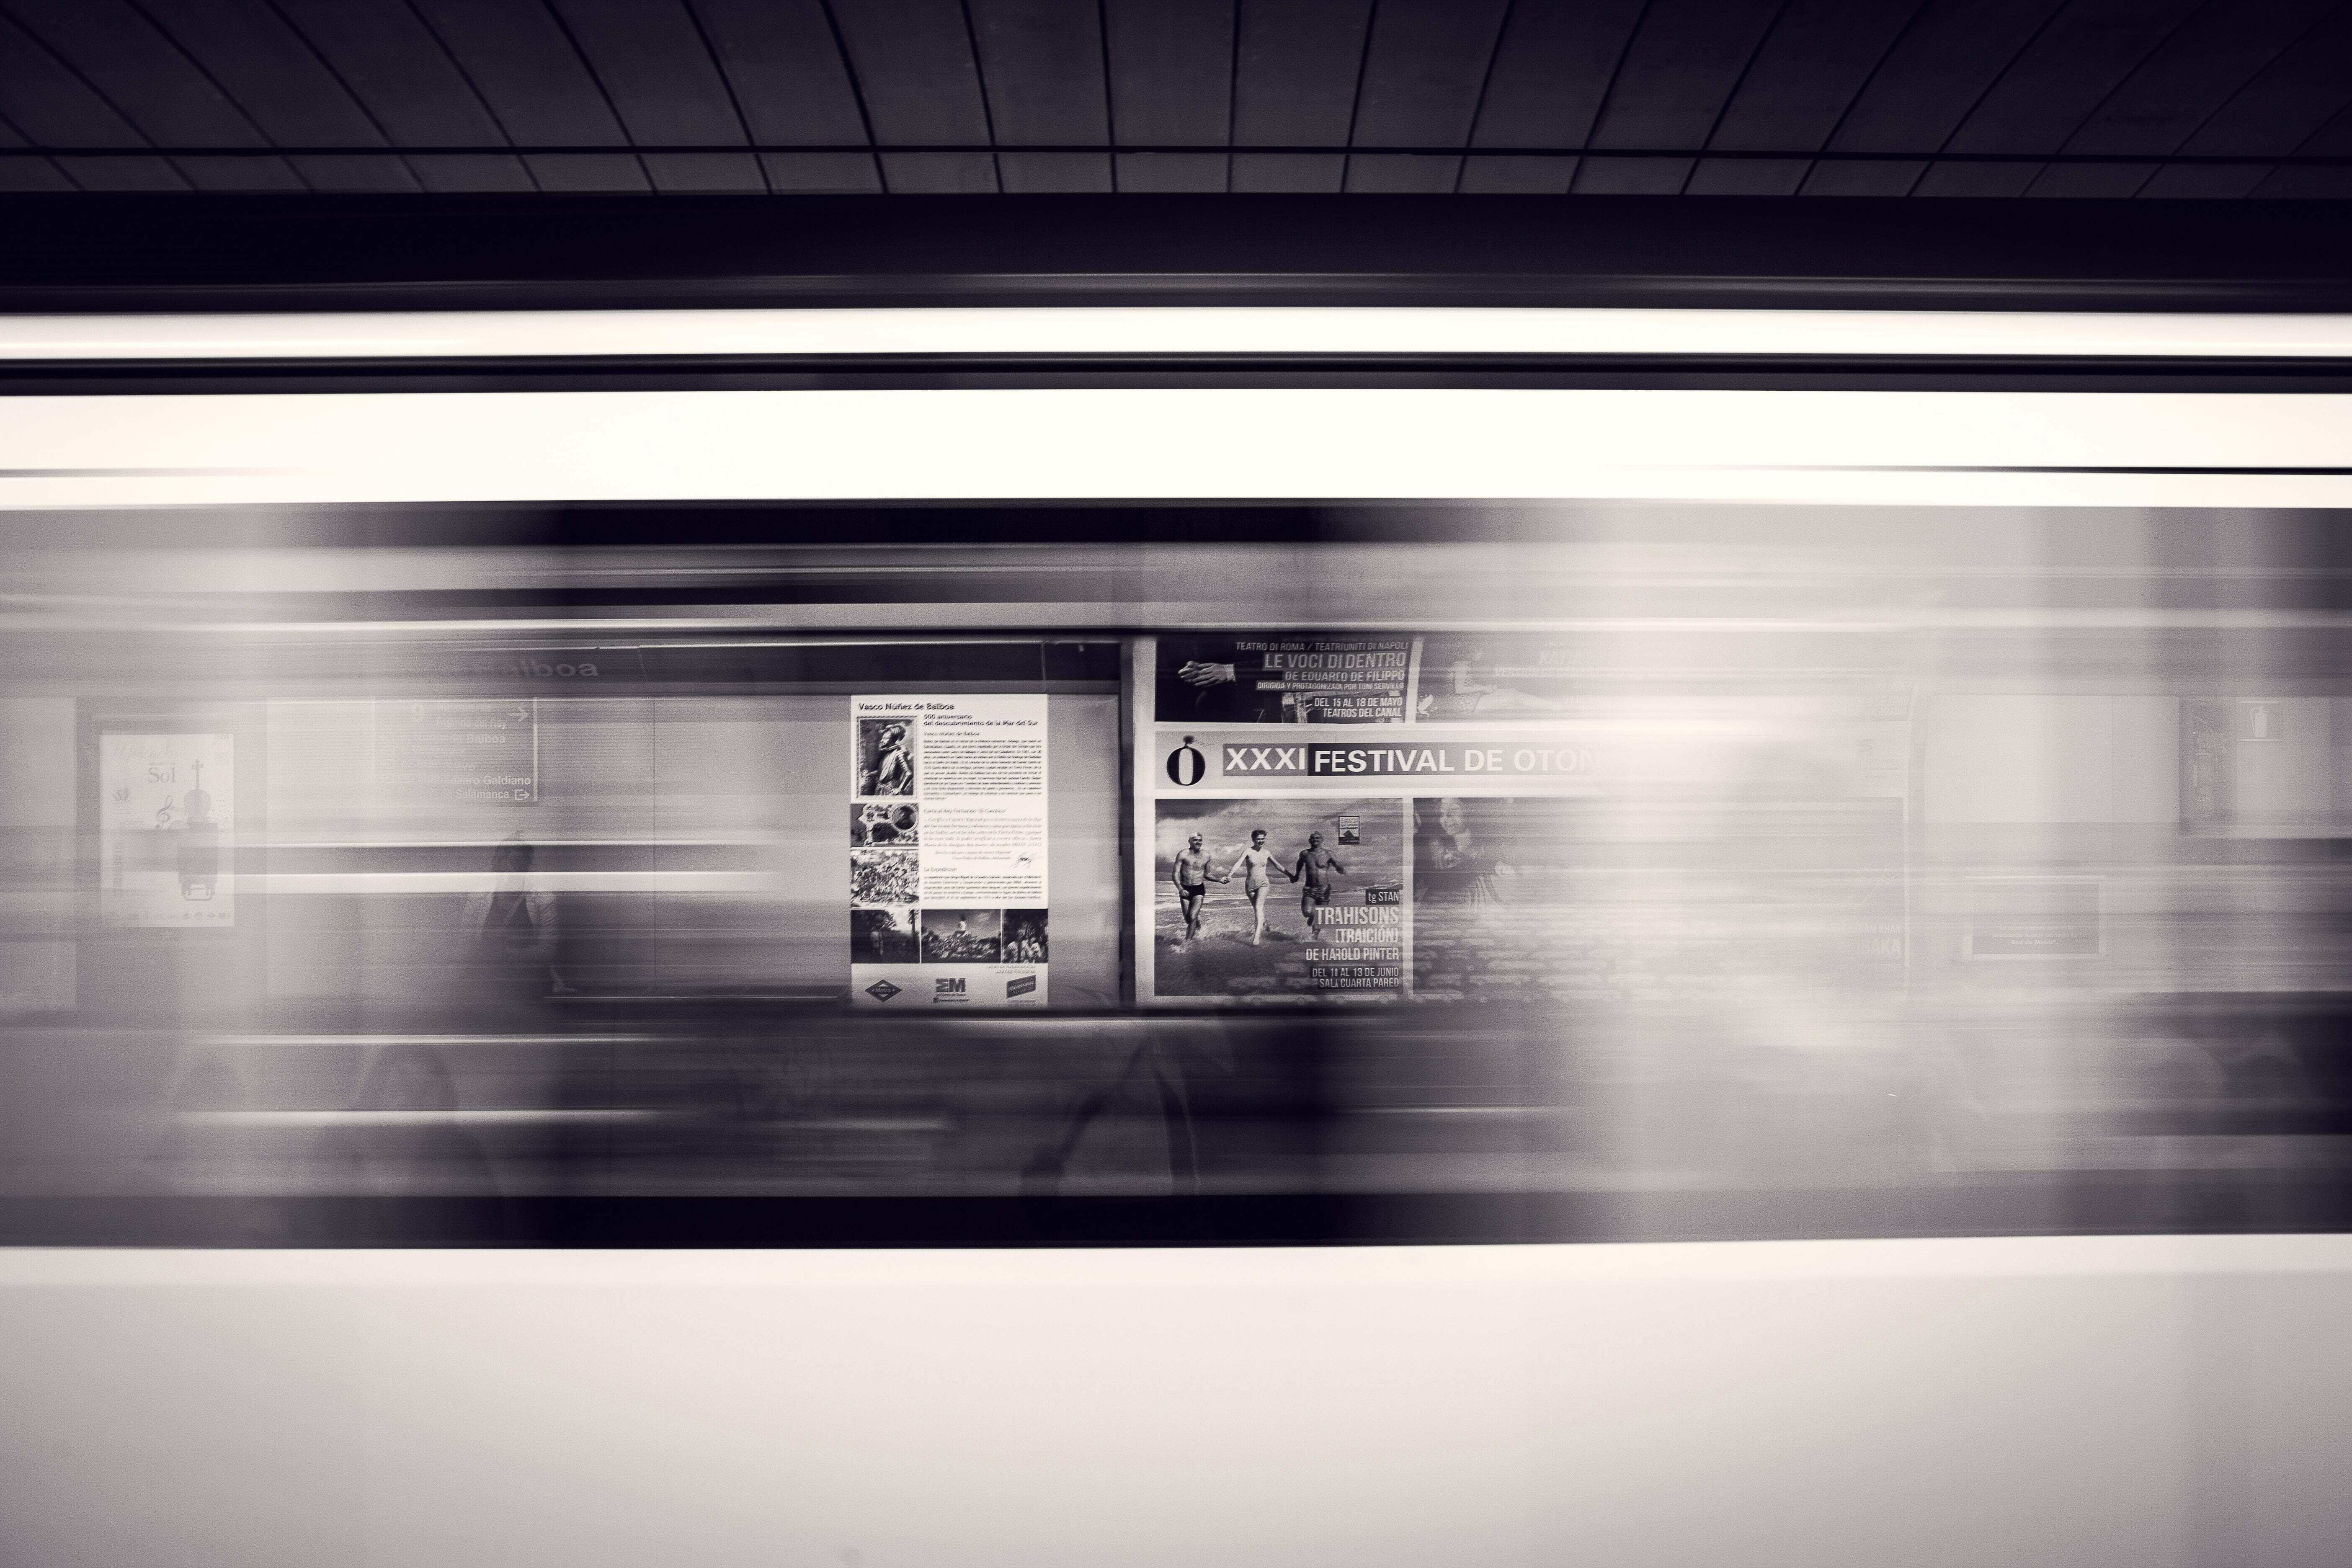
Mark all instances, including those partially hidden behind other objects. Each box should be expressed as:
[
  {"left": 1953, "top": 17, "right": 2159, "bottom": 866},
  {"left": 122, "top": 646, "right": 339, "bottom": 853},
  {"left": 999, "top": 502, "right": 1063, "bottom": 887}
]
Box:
[{"left": 1226, "top": 828, "right": 1296, "bottom": 946}]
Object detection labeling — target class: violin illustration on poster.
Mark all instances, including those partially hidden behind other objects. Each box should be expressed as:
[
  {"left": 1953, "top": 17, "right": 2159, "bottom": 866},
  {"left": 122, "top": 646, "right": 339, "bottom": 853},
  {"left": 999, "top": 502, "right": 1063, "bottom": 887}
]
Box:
[{"left": 99, "top": 733, "right": 235, "bottom": 927}]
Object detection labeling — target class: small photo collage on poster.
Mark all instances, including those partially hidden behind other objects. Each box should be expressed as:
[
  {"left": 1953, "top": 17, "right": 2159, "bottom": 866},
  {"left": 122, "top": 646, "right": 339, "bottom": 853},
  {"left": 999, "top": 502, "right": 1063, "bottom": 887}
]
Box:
[
  {"left": 851, "top": 907, "right": 1048, "bottom": 966},
  {"left": 852, "top": 715, "right": 923, "bottom": 912}
]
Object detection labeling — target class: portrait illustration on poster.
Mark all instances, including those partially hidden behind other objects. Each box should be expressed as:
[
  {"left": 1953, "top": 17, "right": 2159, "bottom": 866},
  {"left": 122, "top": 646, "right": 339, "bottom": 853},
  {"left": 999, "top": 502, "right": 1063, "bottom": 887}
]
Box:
[{"left": 856, "top": 717, "right": 918, "bottom": 798}]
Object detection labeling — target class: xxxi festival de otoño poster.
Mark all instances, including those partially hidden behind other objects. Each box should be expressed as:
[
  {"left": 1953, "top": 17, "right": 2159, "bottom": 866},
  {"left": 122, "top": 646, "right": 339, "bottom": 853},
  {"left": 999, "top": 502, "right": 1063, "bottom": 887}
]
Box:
[{"left": 1132, "top": 634, "right": 1911, "bottom": 1008}]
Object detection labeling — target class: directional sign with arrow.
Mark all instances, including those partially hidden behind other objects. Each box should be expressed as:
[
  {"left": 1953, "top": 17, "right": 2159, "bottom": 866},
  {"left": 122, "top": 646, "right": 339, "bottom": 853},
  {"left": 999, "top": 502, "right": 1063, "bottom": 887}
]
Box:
[{"left": 375, "top": 698, "right": 540, "bottom": 805}]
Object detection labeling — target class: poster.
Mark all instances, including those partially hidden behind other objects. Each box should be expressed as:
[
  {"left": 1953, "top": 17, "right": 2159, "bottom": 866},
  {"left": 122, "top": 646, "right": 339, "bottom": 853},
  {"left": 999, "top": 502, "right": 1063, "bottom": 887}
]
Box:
[
  {"left": 1408, "top": 795, "right": 1907, "bottom": 1002},
  {"left": 1966, "top": 877, "right": 2104, "bottom": 959},
  {"left": 1137, "top": 635, "right": 1910, "bottom": 1006},
  {"left": 1154, "top": 634, "right": 1414, "bottom": 725},
  {"left": 101, "top": 732, "right": 235, "bottom": 928},
  {"left": 851, "top": 694, "right": 1048, "bottom": 1008},
  {"left": 2182, "top": 696, "right": 2318, "bottom": 828},
  {"left": 2182, "top": 699, "right": 2233, "bottom": 823},
  {"left": 1413, "top": 634, "right": 1604, "bottom": 720},
  {"left": 1152, "top": 795, "right": 1406, "bottom": 999}
]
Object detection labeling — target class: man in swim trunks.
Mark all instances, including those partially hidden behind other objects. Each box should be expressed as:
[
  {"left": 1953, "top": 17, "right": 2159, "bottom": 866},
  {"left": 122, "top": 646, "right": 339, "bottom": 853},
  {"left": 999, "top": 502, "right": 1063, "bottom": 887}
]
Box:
[
  {"left": 1227, "top": 828, "right": 1293, "bottom": 946},
  {"left": 1292, "top": 831, "right": 1349, "bottom": 942},
  {"left": 1171, "top": 832, "right": 1224, "bottom": 946}
]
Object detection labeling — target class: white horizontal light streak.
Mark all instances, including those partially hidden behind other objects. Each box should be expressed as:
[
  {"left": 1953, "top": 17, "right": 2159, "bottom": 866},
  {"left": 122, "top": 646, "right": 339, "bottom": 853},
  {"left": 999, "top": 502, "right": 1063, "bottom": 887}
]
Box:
[
  {"left": 5, "top": 305, "right": 2352, "bottom": 361},
  {"left": 251, "top": 872, "right": 772, "bottom": 895},
  {"left": 7, "top": 1232, "right": 2350, "bottom": 1285},
  {"left": 5, "top": 385, "right": 2352, "bottom": 508}
]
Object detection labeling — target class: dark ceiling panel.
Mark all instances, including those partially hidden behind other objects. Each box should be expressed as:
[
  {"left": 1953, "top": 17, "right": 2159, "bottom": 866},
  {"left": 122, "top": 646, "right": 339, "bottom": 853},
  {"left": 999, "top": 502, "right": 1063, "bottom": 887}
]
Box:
[
  {"left": 968, "top": 0, "right": 1110, "bottom": 191},
  {"left": 1686, "top": 0, "right": 1924, "bottom": 195},
  {"left": 0, "top": 112, "right": 75, "bottom": 192},
  {"left": 407, "top": 0, "right": 650, "bottom": 192},
  {"left": 0, "top": 0, "right": 2346, "bottom": 201},
  {"left": 269, "top": 0, "right": 536, "bottom": 193},
  {"left": 1231, "top": 0, "right": 1373, "bottom": 193},
  {"left": 1579, "top": 0, "right": 1790, "bottom": 195},
  {"left": 123, "top": 0, "right": 421, "bottom": 192},
  {"left": 1460, "top": 0, "right": 1646, "bottom": 194},
  {"left": 1803, "top": 0, "right": 2062, "bottom": 196},
  {"left": 829, "top": 0, "right": 999, "bottom": 193},
  {"left": 1104, "top": 0, "right": 1231, "bottom": 192},
  {"left": 546, "top": 0, "right": 765, "bottom": 191},
  {"left": 1, "top": 0, "right": 299, "bottom": 190},
  {"left": 0, "top": 11, "right": 183, "bottom": 191},
  {"left": 1342, "top": 0, "right": 1509, "bottom": 193},
  {"left": 1917, "top": 0, "right": 2204, "bottom": 197},
  {"left": 2252, "top": 54, "right": 2352, "bottom": 199},
  {"left": 2150, "top": 5, "right": 2352, "bottom": 199},
  {"left": 686, "top": 0, "right": 881, "bottom": 193},
  {"left": 2022, "top": 0, "right": 2336, "bottom": 197},
  {"left": 2258, "top": 162, "right": 2352, "bottom": 201},
  {"left": 1685, "top": 157, "right": 1821, "bottom": 197}
]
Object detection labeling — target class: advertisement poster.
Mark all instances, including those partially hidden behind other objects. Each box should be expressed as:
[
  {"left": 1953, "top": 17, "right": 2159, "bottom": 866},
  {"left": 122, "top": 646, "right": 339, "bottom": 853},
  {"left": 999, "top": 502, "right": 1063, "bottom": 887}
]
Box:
[
  {"left": 1965, "top": 877, "right": 2104, "bottom": 959},
  {"left": 851, "top": 694, "right": 1047, "bottom": 1008},
  {"left": 1153, "top": 634, "right": 1414, "bottom": 725},
  {"left": 1152, "top": 795, "right": 1406, "bottom": 999},
  {"left": 101, "top": 732, "right": 235, "bottom": 928},
  {"left": 1137, "top": 635, "right": 1909, "bottom": 1007}
]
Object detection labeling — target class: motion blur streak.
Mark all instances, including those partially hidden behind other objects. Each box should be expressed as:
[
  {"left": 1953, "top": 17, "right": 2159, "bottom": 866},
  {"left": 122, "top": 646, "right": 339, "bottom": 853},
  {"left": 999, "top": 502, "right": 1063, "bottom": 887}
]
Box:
[{"left": 2, "top": 500, "right": 2349, "bottom": 1246}]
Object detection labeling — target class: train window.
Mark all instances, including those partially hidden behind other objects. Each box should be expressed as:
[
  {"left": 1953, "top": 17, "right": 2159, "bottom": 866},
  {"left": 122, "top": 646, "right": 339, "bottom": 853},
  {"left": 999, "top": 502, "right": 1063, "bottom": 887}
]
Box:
[{"left": 5, "top": 320, "right": 2352, "bottom": 1245}]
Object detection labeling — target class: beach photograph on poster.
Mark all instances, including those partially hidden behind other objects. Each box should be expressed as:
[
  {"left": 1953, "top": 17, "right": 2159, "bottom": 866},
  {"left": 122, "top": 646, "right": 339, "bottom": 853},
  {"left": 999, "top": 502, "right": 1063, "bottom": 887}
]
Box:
[
  {"left": 855, "top": 717, "right": 918, "bottom": 797},
  {"left": 1152, "top": 797, "right": 1403, "bottom": 999},
  {"left": 922, "top": 907, "right": 1002, "bottom": 963},
  {"left": 852, "top": 801, "right": 920, "bottom": 846},
  {"left": 851, "top": 906, "right": 919, "bottom": 963}
]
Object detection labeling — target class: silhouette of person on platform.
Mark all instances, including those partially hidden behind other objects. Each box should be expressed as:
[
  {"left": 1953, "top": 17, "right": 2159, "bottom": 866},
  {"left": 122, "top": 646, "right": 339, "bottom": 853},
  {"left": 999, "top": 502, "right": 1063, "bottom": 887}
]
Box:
[{"left": 455, "top": 832, "right": 567, "bottom": 1014}]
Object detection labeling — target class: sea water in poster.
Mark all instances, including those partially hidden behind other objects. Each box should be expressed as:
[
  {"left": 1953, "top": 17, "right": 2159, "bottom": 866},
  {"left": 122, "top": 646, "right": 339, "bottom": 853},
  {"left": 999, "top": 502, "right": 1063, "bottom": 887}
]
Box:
[
  {"left": 1137, "top": 634, "right": 1910, "bottom": 1006},
  {"left": 101, "top": 732, "right": 235, "bottom": 928},
  {"left": 851, "top": 694, "right": 1048, "bottom": 1007}
]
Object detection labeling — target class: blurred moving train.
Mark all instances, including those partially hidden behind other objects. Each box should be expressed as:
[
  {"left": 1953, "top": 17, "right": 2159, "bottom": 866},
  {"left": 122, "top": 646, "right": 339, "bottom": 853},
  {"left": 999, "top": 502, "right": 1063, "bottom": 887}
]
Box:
[{"left": 4, "top": 311, "right": 2352, "bottom": 1566}]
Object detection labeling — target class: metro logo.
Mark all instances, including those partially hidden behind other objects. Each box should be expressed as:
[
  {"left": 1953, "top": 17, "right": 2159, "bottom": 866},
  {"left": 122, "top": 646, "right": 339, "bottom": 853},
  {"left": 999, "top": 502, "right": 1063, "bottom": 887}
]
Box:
[{"left": 1221, "top": 744, "right": 1309, "bottom": 776}]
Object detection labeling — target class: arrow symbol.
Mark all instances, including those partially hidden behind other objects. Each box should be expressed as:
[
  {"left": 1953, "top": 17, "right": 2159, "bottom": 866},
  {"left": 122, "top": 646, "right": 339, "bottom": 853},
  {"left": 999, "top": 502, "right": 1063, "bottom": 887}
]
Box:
[{"left": 507, "top": 707, "right": 529, "bottom": 723}]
